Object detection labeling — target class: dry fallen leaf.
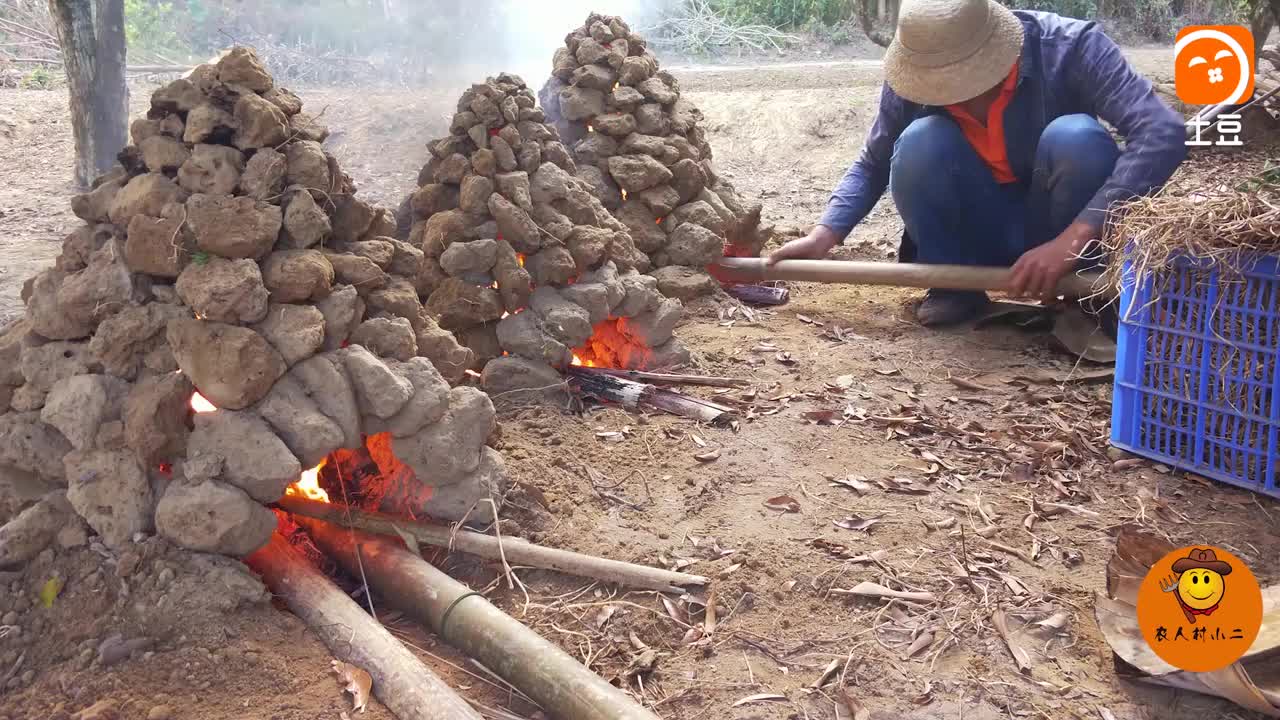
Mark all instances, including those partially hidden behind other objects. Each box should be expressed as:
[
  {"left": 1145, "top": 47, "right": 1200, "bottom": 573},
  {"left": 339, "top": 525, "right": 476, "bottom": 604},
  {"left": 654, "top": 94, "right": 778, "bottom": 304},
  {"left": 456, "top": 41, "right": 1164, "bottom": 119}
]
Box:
[
  {"left": 331, "top": 660, "right": 373, "bottom": 714},
  {"left": 595, "top": 605, "right": 619, "bottom": 629},
  {"left": 923, "top": 516, "right": 956, "bottom": 532},
  {"left": 832, "top": 475, "right": 873, "bottom": 494},
  {"left": 833, "top": 515, "right": 881, "bottom": 532},
  {"left": 763, "top": 495, "right": 801, "bottom": 513},
  {"left": 1035, "top": 612, "right": 1071, "bottom": 632},
  {"left": 720, "top": 563, "right": 743, "bottom": 577},
  {"left": 775, "top": 351, "right": 797, "bottom": 365},
  {"left": 992, "top": 609, "right": 1033, "bottom": 675},
  {"left": 733, "top": 693, "right": 787, "bottom": 707},
  {"left": 803, "top": 409, "right": 839, "bottom": 424},
  {"left": 837, "top": 689, "right": 871, "bottom": 720},
  {"left": 797, "top": 313, "right": 815, "bottom": 324},
  {"left": 694, "top": 449, "right": 721, "bottom": 463}
]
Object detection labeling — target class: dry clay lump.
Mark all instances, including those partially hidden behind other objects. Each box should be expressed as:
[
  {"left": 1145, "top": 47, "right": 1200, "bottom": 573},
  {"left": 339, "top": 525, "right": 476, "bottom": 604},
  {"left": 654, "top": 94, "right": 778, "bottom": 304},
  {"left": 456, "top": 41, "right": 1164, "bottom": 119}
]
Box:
[
  {"left": 543, "top": 12, "right": 769, "bottom": 287},
  {"left": 0, "top": 47, "right": 508, "bottom": 566},
  {"left": 403, "top": 72, "right": 692, "bottom": 389}
]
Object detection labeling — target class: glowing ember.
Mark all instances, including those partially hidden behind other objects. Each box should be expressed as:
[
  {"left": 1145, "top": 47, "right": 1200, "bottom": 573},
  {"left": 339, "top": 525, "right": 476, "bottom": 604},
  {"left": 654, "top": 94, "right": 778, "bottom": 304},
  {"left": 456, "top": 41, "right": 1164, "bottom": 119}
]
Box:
[
  {"left": 190, "top": 392, "right": 217, "bottom": 413},
  {"left": 621, "top": 189, "right": 629, "bottom": 201},
  {"left": 570, "top": 353, "right": 596, "bottom": 368},
  {"left": 587, "top": 124, "right": 594, "bottom": 133},
  {"left": 516, "top": 253, "right": 526, "bottom": 267},
  {"left": 287, "top": 460, "right": 330, "bottom": 503}
]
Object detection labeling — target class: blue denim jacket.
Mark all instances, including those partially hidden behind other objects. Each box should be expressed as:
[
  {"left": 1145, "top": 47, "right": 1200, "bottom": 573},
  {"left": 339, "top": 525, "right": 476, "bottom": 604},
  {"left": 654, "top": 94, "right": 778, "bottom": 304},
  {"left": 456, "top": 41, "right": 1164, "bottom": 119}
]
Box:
[{"left": 819, "top": 11, "right": 1188, "bottom": 237}]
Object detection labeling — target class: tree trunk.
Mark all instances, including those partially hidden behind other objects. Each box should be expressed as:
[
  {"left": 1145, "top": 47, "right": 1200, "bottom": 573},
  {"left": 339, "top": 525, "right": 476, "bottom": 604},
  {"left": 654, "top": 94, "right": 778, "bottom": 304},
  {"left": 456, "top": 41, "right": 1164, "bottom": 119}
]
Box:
[
  {"left": 47, "top": 0, "right": 128, "bottom": 189},
  {"left": 859, "top": 0, "right": 893, "bottom": 48}
]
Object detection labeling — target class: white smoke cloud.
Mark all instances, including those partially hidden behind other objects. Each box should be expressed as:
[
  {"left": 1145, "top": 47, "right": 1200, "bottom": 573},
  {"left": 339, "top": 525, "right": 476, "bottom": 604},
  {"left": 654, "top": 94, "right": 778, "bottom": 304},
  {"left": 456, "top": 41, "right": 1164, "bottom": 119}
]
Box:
[{"left": 492, "top": 1, "right": 671, "bottom": 87}]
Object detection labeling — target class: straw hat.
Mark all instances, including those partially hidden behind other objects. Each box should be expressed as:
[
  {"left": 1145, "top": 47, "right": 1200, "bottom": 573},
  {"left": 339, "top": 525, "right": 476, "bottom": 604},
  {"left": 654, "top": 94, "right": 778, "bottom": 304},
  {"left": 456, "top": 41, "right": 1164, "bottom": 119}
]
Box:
[{"left": 884, "top": 0, "right": 1025, "bottom": 106}]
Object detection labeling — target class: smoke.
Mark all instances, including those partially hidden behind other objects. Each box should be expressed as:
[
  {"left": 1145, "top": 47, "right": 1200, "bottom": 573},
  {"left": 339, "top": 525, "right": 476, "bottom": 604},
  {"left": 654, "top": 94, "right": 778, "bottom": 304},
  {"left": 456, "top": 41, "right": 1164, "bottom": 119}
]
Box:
[{"left": 485, "top": 1, "right": 671, "bottom": 87}]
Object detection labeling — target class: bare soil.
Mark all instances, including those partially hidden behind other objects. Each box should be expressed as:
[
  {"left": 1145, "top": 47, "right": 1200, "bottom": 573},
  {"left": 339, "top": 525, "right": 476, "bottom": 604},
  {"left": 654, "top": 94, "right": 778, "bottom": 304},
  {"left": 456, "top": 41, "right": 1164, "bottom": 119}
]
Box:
[{"left": 4, "top": 47, "right": 1277, "bottom": 720}]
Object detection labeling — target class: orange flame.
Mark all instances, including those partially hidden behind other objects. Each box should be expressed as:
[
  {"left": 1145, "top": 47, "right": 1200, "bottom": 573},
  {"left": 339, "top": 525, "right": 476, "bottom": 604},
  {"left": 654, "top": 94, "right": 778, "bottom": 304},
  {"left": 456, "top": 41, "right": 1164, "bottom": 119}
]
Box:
[
  {"left": 516, "top": 253, "right": 526, "bottom": 267},
  {"left": 190, "top": 392, "right": 217, "bottom": 413},
  {"left": 287, "top": 460, "right": 330, "bottom": 503},
  {"left": 621, "top": 189, "right": 629, "bottom": 201},
  {"left": 571, "top": 353, "right": 596, "bottom": 368}
]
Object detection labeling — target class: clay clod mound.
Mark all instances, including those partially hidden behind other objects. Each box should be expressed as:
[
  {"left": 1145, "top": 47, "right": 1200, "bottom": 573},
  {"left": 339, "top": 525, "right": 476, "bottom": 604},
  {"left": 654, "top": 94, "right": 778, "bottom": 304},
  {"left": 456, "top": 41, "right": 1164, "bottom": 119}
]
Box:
[
  {"left": 401, "top": 73, "right": 692, "bottom": 398},
  {"left": 541, "top": 13, "right": 770, "bottom": 299},
  {"left": 0, "top": 47, "right": 506, "bottom": 572}
]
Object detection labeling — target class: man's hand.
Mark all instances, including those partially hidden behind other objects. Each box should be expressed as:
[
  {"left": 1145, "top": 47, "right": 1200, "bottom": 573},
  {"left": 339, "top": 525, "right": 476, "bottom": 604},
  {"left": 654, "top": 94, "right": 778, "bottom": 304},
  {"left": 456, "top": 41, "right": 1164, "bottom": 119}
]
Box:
[
  {"left": 767, "top": 225, "right": 841, "bottom": 265},
  {"left": 1009, "top": 221, "right": 1096, "bottom": 299}
]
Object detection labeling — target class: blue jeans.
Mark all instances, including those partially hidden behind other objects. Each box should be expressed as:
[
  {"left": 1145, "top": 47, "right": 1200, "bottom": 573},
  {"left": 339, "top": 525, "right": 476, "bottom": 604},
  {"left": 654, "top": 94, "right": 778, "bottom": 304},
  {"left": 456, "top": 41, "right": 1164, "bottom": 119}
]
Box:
[{"left": 890, "top": 113, "right": 1119, "bottom": 268}]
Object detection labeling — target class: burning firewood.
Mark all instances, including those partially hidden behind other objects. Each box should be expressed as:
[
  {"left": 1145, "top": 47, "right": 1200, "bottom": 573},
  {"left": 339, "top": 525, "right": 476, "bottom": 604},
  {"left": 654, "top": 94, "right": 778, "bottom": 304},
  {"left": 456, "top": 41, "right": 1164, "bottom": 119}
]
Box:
[{"left": 567, "top": 366, "right": 735, "bottom": 423}]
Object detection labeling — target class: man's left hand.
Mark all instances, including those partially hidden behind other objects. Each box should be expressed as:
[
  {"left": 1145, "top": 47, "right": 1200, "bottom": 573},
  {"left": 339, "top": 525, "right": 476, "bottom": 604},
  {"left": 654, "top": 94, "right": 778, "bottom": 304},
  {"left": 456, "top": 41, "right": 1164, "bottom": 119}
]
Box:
[{"left": 1009, "top": 221, "right": 1097, "bottom": 299}]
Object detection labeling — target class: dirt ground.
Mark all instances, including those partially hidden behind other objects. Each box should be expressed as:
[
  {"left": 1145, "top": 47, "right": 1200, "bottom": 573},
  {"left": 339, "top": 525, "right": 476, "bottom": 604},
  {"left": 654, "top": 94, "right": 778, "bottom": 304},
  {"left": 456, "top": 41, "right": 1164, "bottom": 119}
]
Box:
[{"left": 4, "top": 46, "right": 1279, "bottom": 720}]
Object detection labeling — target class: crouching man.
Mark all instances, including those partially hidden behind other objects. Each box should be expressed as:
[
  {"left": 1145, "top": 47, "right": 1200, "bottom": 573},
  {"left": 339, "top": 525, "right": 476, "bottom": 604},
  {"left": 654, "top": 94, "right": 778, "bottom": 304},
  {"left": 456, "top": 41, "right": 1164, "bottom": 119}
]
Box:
[{"left": 770, "top": 0, "right": 1188, "bottom": 325}]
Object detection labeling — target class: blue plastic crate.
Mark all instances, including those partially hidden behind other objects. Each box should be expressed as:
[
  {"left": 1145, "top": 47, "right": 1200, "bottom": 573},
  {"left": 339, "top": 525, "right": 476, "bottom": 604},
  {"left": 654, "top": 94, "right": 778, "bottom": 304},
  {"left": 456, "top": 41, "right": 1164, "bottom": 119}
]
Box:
[{"left": 1111, "top": 252, "right": 1280, "bottom": 498}]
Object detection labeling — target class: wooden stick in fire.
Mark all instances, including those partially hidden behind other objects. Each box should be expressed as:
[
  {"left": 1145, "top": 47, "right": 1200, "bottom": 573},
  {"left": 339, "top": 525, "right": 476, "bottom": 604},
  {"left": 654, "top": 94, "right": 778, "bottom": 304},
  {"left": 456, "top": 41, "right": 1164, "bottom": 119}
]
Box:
[
  {"left": 300, "top": 519, "right": 664, "bottom": 720},
  {"left": 276, "top": 496, "right": 709, "bottom": 594},
  {"left": 709, "top": 258, "right": 1106, "bottom": 298},
  {"left": 245, "top": 532, "right": 484, "bottom": 720}
]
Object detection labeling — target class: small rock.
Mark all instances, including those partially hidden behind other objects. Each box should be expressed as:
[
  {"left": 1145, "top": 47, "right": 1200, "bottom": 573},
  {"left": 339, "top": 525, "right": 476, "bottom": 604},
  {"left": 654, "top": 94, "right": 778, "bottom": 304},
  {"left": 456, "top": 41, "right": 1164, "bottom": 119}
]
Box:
[
  {"left": 109, "top": 173, "right": 184, "bottom": 226},
  {"left": 155, "top": 479, "right": 275, "bottom": 557},
  {"left": 139, "top": 136, "right": 190, "bottom": 173},
  {"left": 289, "top": 353, "right": 362, "bottom": 449},
  {"left": 175, "top": 257, "right": 270, "bottom": 325},
  {"left": 650, "top": 263, "right": 721, "bottom": 299},
  {"left": 187, "top": 409, "right": 301, "bottom": 502},
  {"left": 350, "top": 317, "right": 417, "bottom": 362},
  {"left": 65, "top": 449, "right": 154, "bottom": 549},
  {"left": 253, "top": 303, "right": 326, "bottom": 367},
  {"left": 232, "top": 93, "right": 288, "bottom": 150},
  {"left": 186, "top": 194, "right": 282, "bottom": 260},
  {"left": 607, "top": 155, "right": 673, "bottom": 193},
  {"left": 341, "top": 345, "right": 414, "bottom": 419},
  {"left": 281, "top": 189, "right": 331, "bottom": 249},
  {"left": 218, "top": 47, "right": 273, "bottom": 91},
  {"left": 177, "top": 144, "right": 244, "bottom": 195},
  {"left": 439, "top": 239, "right": 498, "bottom": 277},
  {"left": 256, "top": 375, "right": 344, "bottom": 468},
  {"left": 260, "top": 250, "right": 334, "bottom": 304},
  {"left": 122, "top": 371, "right": 192, "bottom": 467},
  {"left": 314, "top": 284, "right": 366, "bottom": 351},
  {"left": 167, "top": 319, "right": 286, "bottom": 410},
  {"left": 240, "top": 147, "right": 287, "bottom": 201}
]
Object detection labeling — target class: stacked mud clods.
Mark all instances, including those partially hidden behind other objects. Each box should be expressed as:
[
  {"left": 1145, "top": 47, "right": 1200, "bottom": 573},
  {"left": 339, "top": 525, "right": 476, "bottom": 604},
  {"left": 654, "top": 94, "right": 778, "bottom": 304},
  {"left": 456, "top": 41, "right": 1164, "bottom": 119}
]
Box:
[
  {"left": 403, "top": 73, "right": 691, "bottom": 400},
  {"left": 0, "top": 48, "right": 506, "bottom": 570},
  {"left": 541, "top": 13, "right": 769, "bottom": 299}
]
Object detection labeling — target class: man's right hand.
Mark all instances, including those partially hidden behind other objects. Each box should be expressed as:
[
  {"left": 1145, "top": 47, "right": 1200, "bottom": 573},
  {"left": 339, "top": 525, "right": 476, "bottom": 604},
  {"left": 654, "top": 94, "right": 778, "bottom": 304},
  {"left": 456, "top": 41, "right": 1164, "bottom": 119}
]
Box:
[{"left": 766, "top": 225, "right": 841, "bottom": 265}]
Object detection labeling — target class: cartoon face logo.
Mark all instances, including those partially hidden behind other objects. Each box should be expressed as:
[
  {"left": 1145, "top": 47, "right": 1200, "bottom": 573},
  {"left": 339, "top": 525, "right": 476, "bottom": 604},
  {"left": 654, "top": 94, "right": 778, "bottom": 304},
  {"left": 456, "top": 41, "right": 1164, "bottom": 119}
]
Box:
[
  {"left": 1137, "top": 545, "right": 1263, "bottom": 673},
  {"left": 1175, "top": 26, "right": 1254, "bottom": 105},
  {"left": 1162, "top": 548, "right": 1231, "bottom": 622}
]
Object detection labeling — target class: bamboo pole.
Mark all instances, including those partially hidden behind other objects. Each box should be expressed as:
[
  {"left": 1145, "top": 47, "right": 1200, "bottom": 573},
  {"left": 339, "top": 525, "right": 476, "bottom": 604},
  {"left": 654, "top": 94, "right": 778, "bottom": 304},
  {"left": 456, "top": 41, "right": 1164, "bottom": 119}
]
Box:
[
  {"left": 301, "top": 519, "right": 664, "bottom": 720},
  {"left": 276, "top": 496, "right": 708, "bottom": 593},
  {"left": 709, "top": 258, "right": 1105, "bottom": 298},
  {"left": 244, "top": 532, "right": 483, "bottom": 720}
]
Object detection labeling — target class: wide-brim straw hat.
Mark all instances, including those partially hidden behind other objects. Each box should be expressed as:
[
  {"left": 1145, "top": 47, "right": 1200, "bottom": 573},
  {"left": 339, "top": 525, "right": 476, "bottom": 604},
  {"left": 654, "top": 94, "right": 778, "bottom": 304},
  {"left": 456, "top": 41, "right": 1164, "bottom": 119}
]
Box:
[{"left": 884, "top": 0, "right": 1025, "bottom": 106}]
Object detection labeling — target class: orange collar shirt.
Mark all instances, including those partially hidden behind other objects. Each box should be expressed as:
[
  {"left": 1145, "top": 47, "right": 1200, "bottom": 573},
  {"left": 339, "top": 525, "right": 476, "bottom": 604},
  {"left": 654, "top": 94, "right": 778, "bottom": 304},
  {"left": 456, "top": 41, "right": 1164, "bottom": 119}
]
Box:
[{"left": 944, "top": 61, "right": 1021, "bottom": 184}]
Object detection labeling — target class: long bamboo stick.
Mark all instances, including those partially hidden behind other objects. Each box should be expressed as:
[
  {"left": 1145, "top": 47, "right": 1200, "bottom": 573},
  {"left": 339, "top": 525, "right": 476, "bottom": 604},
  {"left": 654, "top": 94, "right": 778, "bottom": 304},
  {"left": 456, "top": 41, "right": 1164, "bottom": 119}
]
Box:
[
  {"left": 301, "top": 519, "right": 663, "bottom": 720},
  {"left": 709, "top": 258, "right": 1105, "bottom": 298},
  {"left": 276, "top": 496, "right": 708, "bottom": 593},
  {"left": 245, "top": 532, "right": 483, "bottom": 720}
]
